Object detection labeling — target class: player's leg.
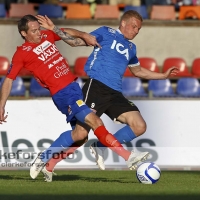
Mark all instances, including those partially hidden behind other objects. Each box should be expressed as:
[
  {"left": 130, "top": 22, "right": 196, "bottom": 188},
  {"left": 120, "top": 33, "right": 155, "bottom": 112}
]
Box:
[
  {"left": 82, "top": 79, "right": 137, "bottom": 160},
  {"left": 91, "top": 112, "right": 149, "bottom": 170},
  {"left": 107, "top": 110, "right": 146, "bottom": 144},
  {"left": 30, "top": 109, "right": 92, "bottom": 180},
  {"left": 91, "top": 93, "right": 149, "bottom": 169},
  {"left": 41, "top": 119, "right": 90, "bottom": 182},
  {"left": 31, "top": 110, "right": 133, "bottom": 180},
  {"left": 108, "top": 97, "right": 146, "bottom": 142},
  {"left": 42, "top": 136, "right": 88, "bottom": 182},
  {"left": 83, "top": 79, "right": 146, "bottom": 144},
  {"left": 83, "top": 79, "right": 148, "bottom": 169},
  {"left": 30, "top": 83, "right": 92, "bottom": 179},
  {"left": 81, "top": 78, "right": 111, "bottom": 170},
  {"left": 30, "top": 122, "right": 92, "bottom": 180},
  {"left": 84, "top": 110, "right": 149, "bottom": 170},
  {"left": 77, "top": 110, "right": 132, "bottom": 160}
]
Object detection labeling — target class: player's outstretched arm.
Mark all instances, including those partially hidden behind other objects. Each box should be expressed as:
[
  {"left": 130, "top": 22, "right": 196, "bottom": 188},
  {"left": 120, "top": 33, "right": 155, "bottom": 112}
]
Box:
[
  {"left": 52, "top": 26, "right": 87, "bottom": 47},
  {"left": 130, "top": 66, "right": 179, "bottom": 79},
  {"left": 0, "top": 78, "right": 13, "bottom": 124},
  {"left": 36, "top": 15, "right": 100, "bottom": 48},
  {"left": 62, "top": 27, "right": 101, "bottom": 48}
]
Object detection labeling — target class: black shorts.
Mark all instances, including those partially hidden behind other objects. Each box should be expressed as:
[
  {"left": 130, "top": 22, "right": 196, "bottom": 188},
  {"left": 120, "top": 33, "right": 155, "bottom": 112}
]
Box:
[{"left": 82, "top": 78, "right": 139, "bottom": 121}]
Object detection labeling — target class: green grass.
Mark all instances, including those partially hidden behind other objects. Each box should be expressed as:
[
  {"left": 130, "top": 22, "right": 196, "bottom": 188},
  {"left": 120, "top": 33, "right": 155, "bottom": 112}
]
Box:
[{"left": 0, "top": 170, "right": 200, "bottom": 200}]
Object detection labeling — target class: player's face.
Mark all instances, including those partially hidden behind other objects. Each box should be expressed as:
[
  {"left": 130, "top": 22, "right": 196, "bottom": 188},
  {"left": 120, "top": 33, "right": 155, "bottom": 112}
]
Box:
[
  {"left": 23, "top": 21, "right": 42, "bottom": 44},
  {"left": 122, "top": 17, "right": 142, "bottom": 40}
]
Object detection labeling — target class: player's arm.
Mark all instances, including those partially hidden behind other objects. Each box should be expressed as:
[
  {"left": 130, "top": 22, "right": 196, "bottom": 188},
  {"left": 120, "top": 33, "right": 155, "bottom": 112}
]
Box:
[
  {"left": 0, "top": 77, "right": 13, "bottom": 124},
  {"left": 36, "top": 15, "right": 100, "bottom": 47},
  {"left": 129, "top": 65, "right": 179, "bottom": 79},
  {"left": 53, "top": 26, "right": 100, "bottom": 47}
]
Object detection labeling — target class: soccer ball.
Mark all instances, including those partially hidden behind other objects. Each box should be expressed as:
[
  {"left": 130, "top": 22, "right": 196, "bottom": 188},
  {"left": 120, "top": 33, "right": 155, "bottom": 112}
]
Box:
[{"left": 136, "top": 162, "right": 161, "bottom": 184}]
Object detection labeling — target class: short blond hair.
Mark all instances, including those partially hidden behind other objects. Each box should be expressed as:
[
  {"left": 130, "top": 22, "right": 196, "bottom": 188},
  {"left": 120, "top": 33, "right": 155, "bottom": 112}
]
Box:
[{"left": 120, "top": 10, "right": 143, "bottom": 23}]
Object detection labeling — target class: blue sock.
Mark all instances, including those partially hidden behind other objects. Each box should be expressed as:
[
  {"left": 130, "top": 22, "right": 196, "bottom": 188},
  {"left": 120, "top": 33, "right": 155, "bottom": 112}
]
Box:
[
  {"left": 97, "top": 125, "right": 136, "bottom": 149},
  {"left": 41, "top": 130, "right": 74, "bottom": 163}
]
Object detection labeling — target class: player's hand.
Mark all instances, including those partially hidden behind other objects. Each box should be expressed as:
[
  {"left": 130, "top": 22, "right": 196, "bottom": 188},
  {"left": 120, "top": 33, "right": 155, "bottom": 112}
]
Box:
[
  {"left": 36, "top": 15, "right": 55, "bottom": 30},
  {"left": 164, "top": 67, "right": 179, "bottom": 78},
  {"left": 83, "top": 33, "right": 101, "bottom": 48},
  {"left": 0, "top": 106, "right": 8, "bottom": 124}
]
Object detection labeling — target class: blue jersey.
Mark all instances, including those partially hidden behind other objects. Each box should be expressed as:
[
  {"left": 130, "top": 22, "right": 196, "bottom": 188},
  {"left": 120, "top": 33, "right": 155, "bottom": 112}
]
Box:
[{"left": 84, "top": 26, "right": 140, "bottom": 92}]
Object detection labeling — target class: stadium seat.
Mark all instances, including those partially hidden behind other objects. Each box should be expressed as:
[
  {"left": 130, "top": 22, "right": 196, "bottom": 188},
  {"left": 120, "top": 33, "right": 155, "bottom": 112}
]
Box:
[
  {"left": 139, "top": 57, "right": 160, "bottom": 72},
  {"left": 124, "top": 5, "right": 148, "bottom": 19},
  {"left": 117, "top": 3, "right": 126, "bottom": 10},
  {"left": 29, "top": 77, "right": 51, "bottom": 97},
  {"left": 59, "top": 2, "right": 81, "bottom": 9},
  {"left": 9, "top": 3, "right": 36, "bottom": 18},
  {"left": 179, "top": 6, "right": 200, "bottom": 20},
  {"left": 191, "top": 58, "right": 200, "bottom": 77},
  {"left": 0, "top": 76, "right": 26, "bottom": 96},
  {"left": 150, "top": 5, "right": 176, "bottom": 20},
  {"left": 162, "top": 57, "right": 192, "bottom": 77},
  {"left": 0, "top": 56, "right": 10, "bottom": 76},
  {"left": 94, "top": 5, "right": 120, "bottom": 19},
  {"left": 176, "top": 77, "right": 200, "bottom": 97},
  {"left": 148, "top": 79, "right": 176, "bottom": 97},
  {"left": 122, "top": 77, "right": 148, "bottom": 97},
  {"left": 10, "top": 76, "right": 26, "bottom": 96},
  {"left": 66, "top": 4, "right": 91, "bottom": 19},
  {"left": 74, "top": 57, "right": 88, "bottom": 77},
  {"left": 0, "top": 3, "right": 6, "bottom": 18},
  {"left": 38, "top": 4, "right": 63, "bottom": 18}
]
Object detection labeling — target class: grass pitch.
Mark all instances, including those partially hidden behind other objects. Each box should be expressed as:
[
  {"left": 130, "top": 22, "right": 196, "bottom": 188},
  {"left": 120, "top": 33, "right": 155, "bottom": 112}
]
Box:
[{"left": 0, "top": 170, "right": 200, "bottom": 200}]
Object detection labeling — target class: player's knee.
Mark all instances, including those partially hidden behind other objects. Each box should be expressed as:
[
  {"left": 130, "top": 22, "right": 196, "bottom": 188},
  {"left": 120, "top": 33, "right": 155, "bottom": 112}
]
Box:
[
  {"left": 85, "top": 112, "right": 104, "bottom": 130},
  {"left": 130, "top": 121, "right": 146, "bottom": 136},
  {"left": 136, "top": 121, "right": 146, "bottom": 136},
  {"left": 72, "top": 128, "right": 88, "bottom": 141},
  {"left": 94, "top": 116, "right": 104, "bottom": 127},
  {"left": 79, "top": 129, "right": 88, "bottom": 140}
]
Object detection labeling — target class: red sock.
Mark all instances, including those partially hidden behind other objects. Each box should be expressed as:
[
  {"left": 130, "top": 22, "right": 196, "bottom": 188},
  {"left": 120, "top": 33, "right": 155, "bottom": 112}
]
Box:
[
  {"left": 46, "top": 144, "right": 80, "bottom": 172},
  {"left": 94, "top": 125, "right": 131, "bottom": 160}
]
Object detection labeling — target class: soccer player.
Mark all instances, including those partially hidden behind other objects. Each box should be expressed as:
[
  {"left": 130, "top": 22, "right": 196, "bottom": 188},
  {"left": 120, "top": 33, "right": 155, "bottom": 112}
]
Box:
[
  {"left": 84, "top": 10, "right": 178, "bottom": 170},
  {"left": 0, "top": 14, "right": 149, "bottom": 180},
  {"left": 36, "top": 11, "right": 179, "bottom": 182}
]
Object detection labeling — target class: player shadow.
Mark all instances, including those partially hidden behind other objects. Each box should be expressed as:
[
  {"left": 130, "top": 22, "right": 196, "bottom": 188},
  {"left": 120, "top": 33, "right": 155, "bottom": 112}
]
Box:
[
  {"left": 45, "top": 174, "right": 139, "bottom": 184},
  {"left": 0, "top": 174, "right": 29, "bottom": 180},
  {"left": 0, "top": 172, "right": 138, "bottom": 184}
]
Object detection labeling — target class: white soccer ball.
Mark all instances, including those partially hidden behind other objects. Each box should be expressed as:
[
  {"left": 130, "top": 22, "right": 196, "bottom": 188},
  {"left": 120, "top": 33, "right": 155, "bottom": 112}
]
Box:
[{"left": 136, "top": 162, "right": 161, "bottom": 184}]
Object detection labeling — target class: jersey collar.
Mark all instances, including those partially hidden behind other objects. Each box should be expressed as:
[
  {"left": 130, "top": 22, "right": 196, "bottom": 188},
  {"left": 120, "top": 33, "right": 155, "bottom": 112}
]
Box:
[
  {"left": 116, "top": 28, "right": 122, "bottom": 35},
  {"left": 116, "top": 28, "right": 128, "bottom": 40}
]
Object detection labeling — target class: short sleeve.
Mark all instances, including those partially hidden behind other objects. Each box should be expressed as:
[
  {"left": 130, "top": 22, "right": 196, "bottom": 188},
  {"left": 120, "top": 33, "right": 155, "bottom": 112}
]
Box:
[
  {"left": 128, "top": 56, "right": 140, "bottom": 67},
  {"left": 6, "top": 50, "right": 23, "bottom": 80},
  {"left": 90, "top": 26, "right": 105, "bottom": 43}
]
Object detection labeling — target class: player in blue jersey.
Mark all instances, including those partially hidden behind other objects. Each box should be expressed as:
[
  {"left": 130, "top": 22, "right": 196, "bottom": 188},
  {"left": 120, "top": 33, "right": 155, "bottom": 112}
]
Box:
[
  {"left": 82, "top": 10, "right": 178, "bottom": 170},
  {"left": 34, "top": 12, "right": 178, "bottom": 182}
]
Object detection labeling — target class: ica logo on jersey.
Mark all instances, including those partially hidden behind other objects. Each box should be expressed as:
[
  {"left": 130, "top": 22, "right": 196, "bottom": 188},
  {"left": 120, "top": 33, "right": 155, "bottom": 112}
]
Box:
[
  {"left": 111, "top": 40, "right": 129, "bottom": 60},
  {"left": 33, "top": 41, "right": 58, "bottom": 61}
]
